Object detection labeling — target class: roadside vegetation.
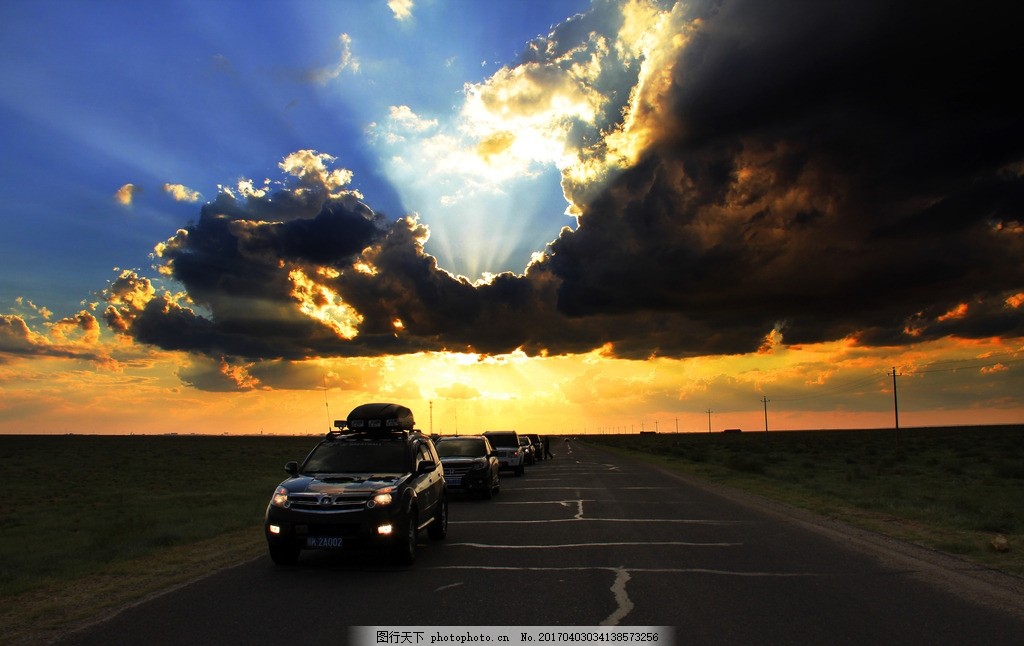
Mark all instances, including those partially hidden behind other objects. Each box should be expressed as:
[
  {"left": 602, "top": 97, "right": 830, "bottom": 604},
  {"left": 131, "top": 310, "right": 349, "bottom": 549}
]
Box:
[
  {"left": 586, "top": 425, "right": 1024, "bottom": 575},
  {"left": 0, "top": 434, "right": 317, "bottom": 643}
]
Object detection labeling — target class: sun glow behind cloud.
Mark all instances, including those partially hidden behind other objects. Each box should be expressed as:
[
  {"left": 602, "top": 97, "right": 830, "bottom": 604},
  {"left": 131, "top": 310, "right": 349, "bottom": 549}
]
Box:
[{"left": 2, "top": 0, "right": 1023, "bottom": 436}]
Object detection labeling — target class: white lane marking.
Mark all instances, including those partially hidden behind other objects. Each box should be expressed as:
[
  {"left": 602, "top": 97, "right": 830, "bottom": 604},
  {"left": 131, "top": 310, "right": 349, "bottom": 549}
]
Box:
[
  {"left": 449, "top": 518, "right": 741, "bottom": 524},
  {"left": 575, "top": 500, "right": 584, "bottom": 519},
  {"left": 601, "top": 568, "right": 633, "bottom": 626},
  {"left": 494, "top": 499, "right": 596, "bottom": 505},
  {"left": 432, "top": 565, "right": 817, "bottom": 577},
  {"left": 446, "top": 541, "right": 741, "bottom": 548},
  {"left": 434, "top": 582, "right": 464, "bottom": 592},
  {"left": 509, "top": 486, "right": 675, "bottom": 491}
]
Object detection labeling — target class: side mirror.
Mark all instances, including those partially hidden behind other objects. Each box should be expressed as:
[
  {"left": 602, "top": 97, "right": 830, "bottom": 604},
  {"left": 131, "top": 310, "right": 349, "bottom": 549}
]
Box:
[
  {"left": 417, "top": 460, "right": 437, "bottom": 475},
  {"left": 285, "top": 461, "right": 299, "bottom": 477}
]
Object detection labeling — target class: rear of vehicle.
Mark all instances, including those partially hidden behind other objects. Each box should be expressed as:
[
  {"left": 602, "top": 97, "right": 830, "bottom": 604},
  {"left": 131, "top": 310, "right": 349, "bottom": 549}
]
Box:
[
  {"left": 483, "top": 430, "right": 525, "bottom": 476},
  {"left": 525, "top": 433, "right": 545, "bottom": 461}
]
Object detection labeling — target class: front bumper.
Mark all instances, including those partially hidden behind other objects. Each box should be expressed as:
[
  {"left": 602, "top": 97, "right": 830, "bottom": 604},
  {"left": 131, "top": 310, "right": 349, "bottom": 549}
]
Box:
[
  {"left": 444, "top": 468, "right": 491, "bottom": 493},
  {"left": 265, "top": 504, "right": 406, "bottom": 552}
]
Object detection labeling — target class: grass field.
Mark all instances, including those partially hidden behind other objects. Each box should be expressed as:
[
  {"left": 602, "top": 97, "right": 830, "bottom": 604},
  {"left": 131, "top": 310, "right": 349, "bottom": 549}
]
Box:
[
  {"left": 586, "top": 425, "right": 1024, "bottom": 574},
  {"left": 1, "top": 427, "right": 1022, "bottom": 642}
]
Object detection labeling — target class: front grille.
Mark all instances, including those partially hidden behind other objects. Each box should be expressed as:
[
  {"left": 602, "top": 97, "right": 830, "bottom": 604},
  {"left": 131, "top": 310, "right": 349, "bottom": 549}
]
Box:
[
  {"left": 444, "top": 464, "right": 475, "bottom": 477},
  {"left": 287, "top": 491, "right": 371, "bottom": 512}
]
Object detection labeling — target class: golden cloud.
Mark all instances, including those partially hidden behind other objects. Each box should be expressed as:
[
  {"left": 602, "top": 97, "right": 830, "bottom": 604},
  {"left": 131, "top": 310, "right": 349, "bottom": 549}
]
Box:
[
  {"left": 163, "top": 183, "right": 203, "bottom": 202},
  {"left": 115, "top": 183, "right": 139, "bottom": 206}
]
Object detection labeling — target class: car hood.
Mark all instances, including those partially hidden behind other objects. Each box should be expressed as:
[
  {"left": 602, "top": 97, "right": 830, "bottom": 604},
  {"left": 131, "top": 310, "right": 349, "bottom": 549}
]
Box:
[
  {"left": 281, "top": 473, "right": 410, "bottom": 494},
  {"left": 439, "top": 456, "right": 487, "bottom": 464}
]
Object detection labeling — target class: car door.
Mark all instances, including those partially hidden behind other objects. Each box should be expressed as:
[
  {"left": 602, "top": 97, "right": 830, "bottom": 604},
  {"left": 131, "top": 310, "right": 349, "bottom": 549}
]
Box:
[{"left": 412, "top": 440, "right": 439, "bottom": 518}]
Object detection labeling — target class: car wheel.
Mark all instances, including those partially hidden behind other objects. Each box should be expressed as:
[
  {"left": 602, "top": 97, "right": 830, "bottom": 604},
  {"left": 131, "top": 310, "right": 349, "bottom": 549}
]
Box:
[
  {"left": 393, "top": 509, "right": 418, "bottom": 565},
  {"left": 514, "top": 464, "right": 524, "bottom": 476},
  {"left": 268, "top": 543, "right": 300, "bottom": 566},
  {"left": 482, "top": 479, "right": 493, "bottom": 499},
  {"left": 428, "top": 495, "right": 448, "bottom": 540}
]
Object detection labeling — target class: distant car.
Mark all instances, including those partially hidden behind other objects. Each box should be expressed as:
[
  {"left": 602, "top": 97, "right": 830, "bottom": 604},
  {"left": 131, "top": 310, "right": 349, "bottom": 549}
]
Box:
[
  {"left": 482, "top": 430, "right": 526, "bottom": 476},
  {"left": 519, "top": 435, "right": 536, "bottom": 466},
  {"left": 524, "top": 433, "right": 545, "bottom": 461},
  {"left": 435, "top": 435, "right": 500, "bottom": 499},
  {"left": 264, "top": 403, "right": 448, "bottom": 566}
]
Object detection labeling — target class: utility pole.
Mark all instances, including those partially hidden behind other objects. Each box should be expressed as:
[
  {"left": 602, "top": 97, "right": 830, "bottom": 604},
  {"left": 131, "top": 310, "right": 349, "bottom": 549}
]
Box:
[
  {"left": 675, "top": 417, "right": 679, "bottom": 433},
  {"left": 429, "top": 401, "right": 433, "bottom": 436},
  {"left": 706, "top": 409, "right": 713, "bottom": 433},
  {"left": 891, "top": 367, "right": 901, "bottom": 447},
  {"left": 762, "top": 396, "right": 770, "bottom": 434}
]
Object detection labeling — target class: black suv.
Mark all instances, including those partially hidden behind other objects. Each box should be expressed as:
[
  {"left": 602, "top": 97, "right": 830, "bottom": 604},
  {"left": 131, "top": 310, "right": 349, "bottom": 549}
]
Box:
[
  {"left": 435, "top": 435, "right": 500, "bottom": 499},
  {"left": 264, "top": 403, "right": 448, "bottom": 566}
]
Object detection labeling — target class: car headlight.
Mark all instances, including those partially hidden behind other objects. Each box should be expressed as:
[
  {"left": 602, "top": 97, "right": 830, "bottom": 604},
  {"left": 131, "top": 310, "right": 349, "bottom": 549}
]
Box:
[
  {"left": 271, "top": 486, "right": 289, "bottom": 508},
  {"left": 369, "top": 486, "right": 394, "bottom": 508},
  {"left": 470, "top": 460, "right": 487, "bottom": 471}
]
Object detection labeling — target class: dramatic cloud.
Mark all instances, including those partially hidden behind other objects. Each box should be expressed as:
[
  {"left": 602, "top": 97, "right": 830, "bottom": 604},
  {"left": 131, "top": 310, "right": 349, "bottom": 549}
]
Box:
[
  {"left": 545, "top": 0, "right": 1024, "bottom": 354},
  {"left": 0, "top": 312, "right": 104, "bottom": 362},
  {"left": 99, "top": 0, "right": 1024, "bottom": 385}
]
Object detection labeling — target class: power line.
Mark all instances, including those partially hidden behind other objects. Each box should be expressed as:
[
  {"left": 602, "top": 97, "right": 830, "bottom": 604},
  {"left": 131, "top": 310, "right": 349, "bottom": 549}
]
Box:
[{"left": 768, "top": 372, "right": 889, "bottom": 403}]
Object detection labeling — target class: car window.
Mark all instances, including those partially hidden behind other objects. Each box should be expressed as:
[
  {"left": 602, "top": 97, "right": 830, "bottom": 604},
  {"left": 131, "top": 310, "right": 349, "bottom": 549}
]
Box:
[
  {"left": 414, "top": 443, "right": 433, "bottom": 470},
  {"left": 302, "top": 441, "right": 406, "bottom": 474},
  {"left": 436, "top": 439, "right": 484, "bottom": 457},
  {"left": 484, "top": 433, "right": 518, "bottom": 448}
]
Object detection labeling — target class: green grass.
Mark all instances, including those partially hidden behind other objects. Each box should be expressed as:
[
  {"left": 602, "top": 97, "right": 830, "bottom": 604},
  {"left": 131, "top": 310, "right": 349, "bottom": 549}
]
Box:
[
  {"left": 0, "top": 434, "right": 317, "bottom": 599},
  {"left": 587, "top": 425, "right": 1024, "bottom": 574}
]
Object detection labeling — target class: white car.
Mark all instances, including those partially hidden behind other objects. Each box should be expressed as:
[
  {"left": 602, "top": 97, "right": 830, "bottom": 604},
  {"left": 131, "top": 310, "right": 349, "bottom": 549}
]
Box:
[{"left": 482, "top": 430, "right": 526, "bottom": 476}]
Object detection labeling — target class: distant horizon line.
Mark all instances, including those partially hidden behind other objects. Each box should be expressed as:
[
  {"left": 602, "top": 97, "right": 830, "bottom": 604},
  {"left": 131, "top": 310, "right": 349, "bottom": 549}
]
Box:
[{"left": 3, "top": 423, "right": 1022, "bottom": 438}]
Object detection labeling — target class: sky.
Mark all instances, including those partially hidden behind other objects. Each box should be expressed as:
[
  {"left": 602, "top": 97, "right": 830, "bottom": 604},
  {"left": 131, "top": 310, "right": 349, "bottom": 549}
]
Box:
[{"left": 1, "top": 0, "right": 1022, "bottom": 436}]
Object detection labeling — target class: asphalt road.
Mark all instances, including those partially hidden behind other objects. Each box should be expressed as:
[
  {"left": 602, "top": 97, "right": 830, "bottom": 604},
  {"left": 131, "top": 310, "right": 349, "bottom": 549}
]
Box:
[{"left": 61, "top": 440, "right": 1024, "bottom": 645}]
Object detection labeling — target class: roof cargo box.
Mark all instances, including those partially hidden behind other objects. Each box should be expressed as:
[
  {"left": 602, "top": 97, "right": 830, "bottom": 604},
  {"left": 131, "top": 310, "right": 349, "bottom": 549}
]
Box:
[{"left": 346, "top": 402, "right": 415, "bottom": 431}]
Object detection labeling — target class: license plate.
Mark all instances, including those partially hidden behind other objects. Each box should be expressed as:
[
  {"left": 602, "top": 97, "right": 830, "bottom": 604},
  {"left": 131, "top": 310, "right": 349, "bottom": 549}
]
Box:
[
  {"left": 446, "top": 475, "right": 462, "bottom": 485},
  {"left": 306, "top": 536, "right": 343, "bottom": 549}
]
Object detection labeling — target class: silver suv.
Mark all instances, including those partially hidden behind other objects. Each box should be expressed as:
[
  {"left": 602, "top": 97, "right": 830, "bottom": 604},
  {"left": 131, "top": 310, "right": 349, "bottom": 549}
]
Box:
[{"left": 482, "top": 430, "right": 526, "bottom": 477}]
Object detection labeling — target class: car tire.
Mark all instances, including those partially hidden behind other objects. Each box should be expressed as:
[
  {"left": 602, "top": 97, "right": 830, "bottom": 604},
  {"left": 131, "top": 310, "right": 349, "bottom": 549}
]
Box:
[
  {"left": 514, "top": 464, "right": 524, "bottom": 476},
  {"left": 428, "top": 495, "right": 448, "bottom": 540},
  {"left": 482, "top": 480, "right": 493, "bottom": 499},
  {"left": 268, "top": 543, "right": 300, "bottom": 566},
  {"left": 394, "top": 509, "right": 418, "bottom": 565}
]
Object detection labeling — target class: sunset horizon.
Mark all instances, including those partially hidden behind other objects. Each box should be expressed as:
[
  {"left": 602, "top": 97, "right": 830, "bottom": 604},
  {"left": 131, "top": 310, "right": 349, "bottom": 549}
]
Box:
[{"left": 2, "top": 0, "right": 1022, "bottom": 437}]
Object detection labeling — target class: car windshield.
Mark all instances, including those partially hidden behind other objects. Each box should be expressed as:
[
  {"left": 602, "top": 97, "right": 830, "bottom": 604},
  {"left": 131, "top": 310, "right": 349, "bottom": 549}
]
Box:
[
  {"left": 302, "top": 441, "right": 406, "bottom": 474},
  {"left": 436, "top": 439, "right": 486, "bottom": 458},
  {"left": 485, "top": 433, "right": 518, "bottom": 448}
]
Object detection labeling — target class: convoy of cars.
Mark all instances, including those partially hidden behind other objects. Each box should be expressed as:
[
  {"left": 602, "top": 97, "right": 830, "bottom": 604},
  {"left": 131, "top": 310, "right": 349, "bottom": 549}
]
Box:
[{"left": 265, "top": 403, "right": 552, "bottom": 566}]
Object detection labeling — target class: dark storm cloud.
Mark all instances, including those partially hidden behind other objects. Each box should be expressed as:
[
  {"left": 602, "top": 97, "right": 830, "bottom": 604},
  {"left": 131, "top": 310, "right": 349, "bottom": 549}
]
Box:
[
  {"left": 101, "top": 0, "right": 1024, "bottom": 380},
  {"left": 547, "top": 0, "right": 1024, "bottom": 353}
]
